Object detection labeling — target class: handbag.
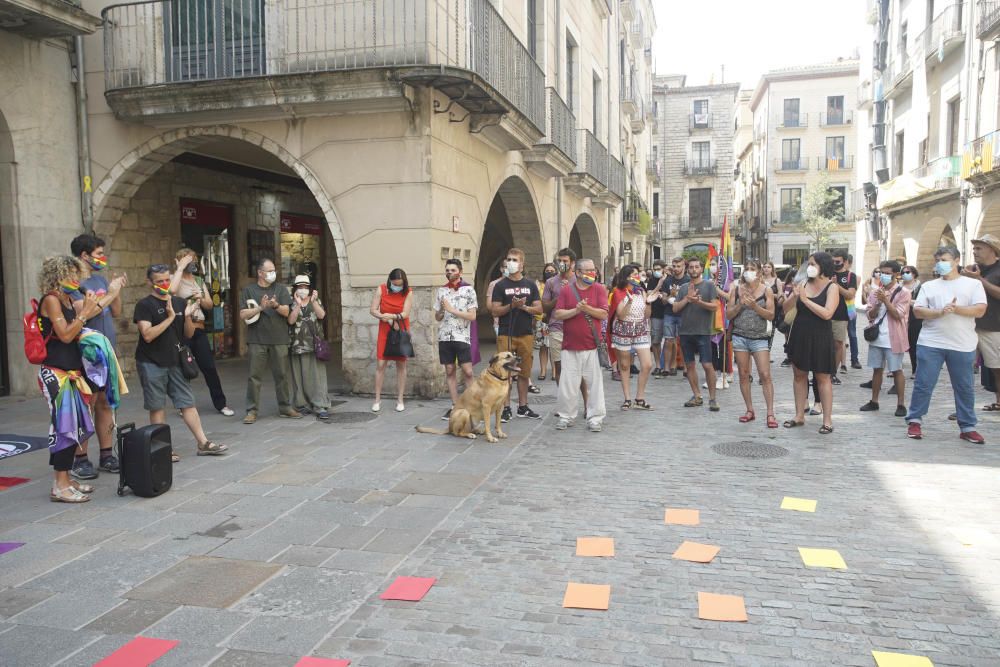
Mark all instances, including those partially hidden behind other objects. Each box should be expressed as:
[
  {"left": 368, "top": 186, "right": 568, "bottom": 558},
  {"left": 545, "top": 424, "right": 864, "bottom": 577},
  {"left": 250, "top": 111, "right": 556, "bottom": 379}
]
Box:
[
  {"left": 383, "top": 320, "right": 415, "bottom": 358},
  {"left": 571, "top": 283, "right": 611, "bottom": 369},
  {"left": 313, "top": 334, "right": 331, "bottom": 362},
  {"left": 864, "top": 287, "right": 901, "bottom": 342},
  {"left": 177, "top": 343, "right": 199, "bottom": 380}
]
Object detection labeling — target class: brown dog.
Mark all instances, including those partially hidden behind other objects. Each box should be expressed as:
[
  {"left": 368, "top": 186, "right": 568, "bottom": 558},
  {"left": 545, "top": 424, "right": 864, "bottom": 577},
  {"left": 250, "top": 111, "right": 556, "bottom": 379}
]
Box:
[{"left": 415, "top": 351, "right": 520, "bottom": 442}]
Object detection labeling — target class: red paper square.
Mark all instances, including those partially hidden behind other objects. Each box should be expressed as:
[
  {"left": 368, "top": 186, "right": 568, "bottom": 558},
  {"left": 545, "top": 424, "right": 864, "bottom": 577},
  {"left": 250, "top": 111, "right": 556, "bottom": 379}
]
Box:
[
  {"left": 0, "top": 477, "right": 30, "bottom": 490},
  {"left": 379, "top": 576, "right": 436, "bottom": 602},
  {"left": 294, "top": 658, "right": 350, "bottom": 667},
  {"left": 93, "top": 637, "right": 179, "bottom": 667}
]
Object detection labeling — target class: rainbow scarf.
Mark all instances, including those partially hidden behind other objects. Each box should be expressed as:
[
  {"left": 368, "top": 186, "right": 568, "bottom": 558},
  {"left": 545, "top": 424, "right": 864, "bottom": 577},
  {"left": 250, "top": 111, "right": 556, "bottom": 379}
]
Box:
[{"left": 47, "top": 368, "right": 95, "bottom": 454}]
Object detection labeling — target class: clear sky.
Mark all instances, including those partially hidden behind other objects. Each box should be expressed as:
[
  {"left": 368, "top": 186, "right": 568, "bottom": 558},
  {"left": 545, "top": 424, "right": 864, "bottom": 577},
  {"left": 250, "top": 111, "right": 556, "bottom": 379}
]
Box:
[{"left": 651, "top": 0, "right": 868, "bottom": 89}]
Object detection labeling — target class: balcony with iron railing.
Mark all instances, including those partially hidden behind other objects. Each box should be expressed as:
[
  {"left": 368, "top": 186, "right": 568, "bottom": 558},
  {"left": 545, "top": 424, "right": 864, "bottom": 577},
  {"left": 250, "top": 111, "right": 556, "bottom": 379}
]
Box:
[
  {"left": 524, "top": 87, "right": 577, "bottom": 178},
  {"left": 683, "top": 159, "right": 717, "bottom": 177},
  {"left": 962, "top": 130, "right": 1000, "bottom": 182},
  {"left": 594, "top": 156, "right": 626, "bottom": 209},
  {"left": 689, "top": 113, "right": 712, "bottom": 132},
  {"left": 679, "top": 215, "right": 727, "bottom": 232},
  {"left": 566, "top": 129, "right": 609, "bottom": 199},
  {"left": 0, "top": 0, "right": 101, "bottom": 36},
  {"left": 620, "top": 0, "right": 636, "bottom": 22},
  {"left": 912, "top": 155, "right": 962, "bottom": 189},
  {"left": 102, "top": 0, "right": 545, "bottom": 148},
  {"left": 646, "top": 157, "right": 660, "bottom": 185},
  {"left": 816, "top": 155, "right": 855, "bottom": 171},
  {"left": 628, "top": 12, "right": 644, "bottom": 48},
  {"left": 820, "top": 111, "right": 854, "bottom": 126},
  {"left": 776, "top": 113, "right": 809, "bottom": 129},
  {"left": 774, "top": 157, "right": 809, "bottom": 172},
  {"left": 919, "top": 2, "right": 965, "bottom": 59},
  {"left": 883, "top": 54, "right": 914, "bottom": 98},
  {"left": 978, "top": 0, "right": 1000, "bottom": 37}
]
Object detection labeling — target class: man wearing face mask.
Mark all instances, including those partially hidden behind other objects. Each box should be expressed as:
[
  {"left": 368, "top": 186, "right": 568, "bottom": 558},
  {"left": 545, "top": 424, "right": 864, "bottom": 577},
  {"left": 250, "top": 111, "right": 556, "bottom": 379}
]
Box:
[
  {"left": 645, "top": 260, "right": 668, "bottom": 377},
  {"left": 542, "top": 248, "right": 577, "bottom": 384},
  {"left": 491, "top": 248, "right": 543, "bottom": 421},
  {"left": 859, "top": 261, "right": 910, "bottom": 416},
  {"left": 829, "top": 250, "right": 857, "bottom": 384},
  {"left": 906, "top": 246, "right": 988, "bottom": 443},
  {"left": 435, "top": 259, "right": 478, "bottom": 420},
  {"left": 239, "top": 258, "right": 300, "bottom": 424},
  {"left": 963, "top": 234, "right": 1000, "bottom": 411}
]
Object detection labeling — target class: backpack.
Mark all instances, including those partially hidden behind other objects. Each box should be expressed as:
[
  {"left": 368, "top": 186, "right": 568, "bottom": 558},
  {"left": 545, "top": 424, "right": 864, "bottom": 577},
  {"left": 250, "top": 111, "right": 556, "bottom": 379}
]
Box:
[{"left": 23, "top": 296, "right": 53, "bottom": 364}]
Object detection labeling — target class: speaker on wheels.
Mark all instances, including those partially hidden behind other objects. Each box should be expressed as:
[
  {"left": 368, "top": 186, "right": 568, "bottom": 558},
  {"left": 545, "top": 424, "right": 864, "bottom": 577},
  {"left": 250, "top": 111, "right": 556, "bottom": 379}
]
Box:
[{"left": 116, "top": 422, "right": 173, "bottom": 498}]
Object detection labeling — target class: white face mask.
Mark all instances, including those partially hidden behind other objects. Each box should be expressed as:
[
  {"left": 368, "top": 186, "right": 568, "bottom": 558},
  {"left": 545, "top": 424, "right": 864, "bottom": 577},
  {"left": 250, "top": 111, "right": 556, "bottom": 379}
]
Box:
[
  {"left": 742, "top": 270, "right": 757, "bottom": 283},
  {"left": 295, "top": 288, "right": 309, "bottom": 299},
  {"left": 507, "top": 260, "right": 520, "bottom": 275},
  {"left": 806, "top": 265, "right": 819, "bottom": 279},
  {"left": 263, "top": 270, "right": 276, "bottom": 285}
]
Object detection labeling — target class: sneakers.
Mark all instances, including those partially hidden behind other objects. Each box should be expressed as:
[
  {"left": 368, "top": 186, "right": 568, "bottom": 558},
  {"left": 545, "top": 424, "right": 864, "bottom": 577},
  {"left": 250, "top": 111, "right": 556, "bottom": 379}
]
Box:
[
  {"left": 851, "top": 361, "right": 862, "bottom": 370},
  {"left": 395, "top": 403, "right": 405, "bottom": 412},
  {"left": 220, "top": 407, "right": 235, "bottom": 416},
  {"left": 859, "top": 401, "right": 879, "bottom": 412},
  {"left": 371, "top": 402, "right": 381, "bottom": 413},
  {"left": 295, "top": 405, "right": 312, "bottom": 415},
  {"left": 860, "top": 380, "right": 873, "bottom": 389},
  {"left": 840, "top": 364, "right": 848, "bottom": 373},
  {"left": 243, "top": 411, "right": 258, "bottom": 424},
  {"left": 442, "top": 408, "right": 453, "bottom": 421},
  {"left": 98, "top": 453, "right": 120, "bottom": 474},
  {"left": 960, "top": 431, "right": 986, "bottom": 444},
  {"left": 71, "top": 458, "right": 98, "bottom": 481},
  {"left": 588, "top": 420, "right": 603, "bottom": 432},
  {"left": 708, "top": 399, "right": 720, "bottom": 412},
  {"left": 555, "top": 417, "right": 571, "bottom": 430},
  {"left": 894, "top": 405, "right": 907, "bottom": 417},
  {"left": 517, "top": 405, "right": 541, "bottom": 419},
  {"left": 501, "top": 406, "right": 512, "bottom": 423},
  {"left": 279, "top": 408, "right": 304, "bottom": 419},
  {"left": 316, "top": 410, "right": 330, "bottom": 421},
  {"left": 780, "top": 359, "right": 791, "bottom": 367},
  {"left": 906, "top": 422, "right": 923, "bottom": 439},
  {"left": 831, "top": 375, "right": 842, "bottom": 386}
]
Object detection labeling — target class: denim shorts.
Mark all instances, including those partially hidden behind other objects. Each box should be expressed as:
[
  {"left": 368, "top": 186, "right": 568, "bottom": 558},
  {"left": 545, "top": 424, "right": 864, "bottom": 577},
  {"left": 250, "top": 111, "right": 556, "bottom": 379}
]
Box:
[
  {"left": 137, "top": 361, "right": 196, "bottom": 411},
  {"left": 868, "top": 345, "right": 904, "bottom": 373},
  {"left": 679, "top": 334, "right": 713, "bottom": 363},
  {"left": 663, "top": 315, "right": 682, "bottom": 340},
  {"left": 732, "top": 335, "right": 769, "bottom": 353}
]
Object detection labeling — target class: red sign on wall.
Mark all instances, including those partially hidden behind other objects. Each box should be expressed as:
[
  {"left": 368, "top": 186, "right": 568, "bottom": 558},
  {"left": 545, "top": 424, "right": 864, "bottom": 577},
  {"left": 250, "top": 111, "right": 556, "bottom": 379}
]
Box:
[
  {"left": 180, "top": 199, "right": 232, "bottom": 228},
  {"left": 280, "top": 212, "right": 324, "bottom": 236}
]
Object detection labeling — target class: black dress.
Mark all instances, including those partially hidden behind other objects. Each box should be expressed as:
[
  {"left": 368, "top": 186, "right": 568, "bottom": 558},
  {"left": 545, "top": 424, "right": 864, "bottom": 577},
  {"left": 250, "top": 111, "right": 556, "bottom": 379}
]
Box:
[{"left": 787, "top": 282, "right": 836, "bottom": 374}]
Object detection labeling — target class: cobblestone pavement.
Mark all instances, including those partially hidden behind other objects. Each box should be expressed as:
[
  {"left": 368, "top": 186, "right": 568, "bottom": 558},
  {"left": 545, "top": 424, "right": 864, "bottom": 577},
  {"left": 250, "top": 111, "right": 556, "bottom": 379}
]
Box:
[{"left": 0, "top": 350, "right": 998, "bottom": 666}]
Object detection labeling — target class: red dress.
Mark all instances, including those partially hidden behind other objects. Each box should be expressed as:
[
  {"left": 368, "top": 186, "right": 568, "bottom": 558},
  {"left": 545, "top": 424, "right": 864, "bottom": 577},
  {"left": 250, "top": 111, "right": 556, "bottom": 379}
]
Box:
[{"left": 377, "top": 284, "right": 411, "bottom": 361}]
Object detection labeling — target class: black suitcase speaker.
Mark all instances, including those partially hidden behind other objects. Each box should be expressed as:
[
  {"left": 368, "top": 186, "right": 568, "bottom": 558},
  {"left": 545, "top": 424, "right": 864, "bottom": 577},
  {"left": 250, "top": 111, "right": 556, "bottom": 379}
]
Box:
[{"left": 116, "top": 423, "right": 173, "bottom": 497}]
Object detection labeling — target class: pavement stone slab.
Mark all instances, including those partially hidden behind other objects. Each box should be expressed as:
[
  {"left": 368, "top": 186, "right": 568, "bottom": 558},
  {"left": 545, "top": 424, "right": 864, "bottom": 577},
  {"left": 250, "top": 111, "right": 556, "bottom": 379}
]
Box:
[
  {"left": 8, "top": 592, "right": 124, "bottom": 630},
  {"left": 234, "top": 566, "right": 374, "bottom": 621},
  {"left": 124, "top": 556, "right": 282, "bottom": 608},
  {"left": 315, "top": 525, "right": 383, "bottom": 550},
  {"left": 243, "top": 463, "right": 338, "bottom": 486},
  {"left": 82, "top": 599, "right": 179, "bottom": 635},
  {"left": 0, "top": 623, "right": 102, "bottom": 667},
  {"left": 362, "top": 528, "right": 431, "bottom": 555},
  {"left": 321, "top": 549, "right": 404, "bottom": 574},
  {"left": 146, "top": 605, "right": 255, "bottom": 647},
  {"left": 0, "top": 587, "right": 54, "bottom": 619},
  {"left": 19, "top": 547, "right": 183, "bottom": 597},
  {"left": 390, "top": 471, "right": 485, "bottom": 497},
  {"left": 223, "top": 615, "right": 337, "bottom": 656},
  {"left": 208, "top": 649, "right": 303, "bottom": 666},
  {"left": 271, "top": 545, "right": 341, "bottom": 567}
]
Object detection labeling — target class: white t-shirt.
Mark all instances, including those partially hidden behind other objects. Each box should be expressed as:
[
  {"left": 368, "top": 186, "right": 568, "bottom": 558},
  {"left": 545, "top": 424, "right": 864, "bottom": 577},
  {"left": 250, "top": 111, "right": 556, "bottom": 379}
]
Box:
[{"left": 915, "top": 276, "right": 988, "bottom": 352}]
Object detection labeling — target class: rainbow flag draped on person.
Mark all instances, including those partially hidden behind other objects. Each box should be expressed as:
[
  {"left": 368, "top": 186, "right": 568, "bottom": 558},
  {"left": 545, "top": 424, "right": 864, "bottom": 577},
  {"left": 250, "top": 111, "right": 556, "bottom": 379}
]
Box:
[{"left": 714, "top": 216, "right": 733, "bottom": 332}]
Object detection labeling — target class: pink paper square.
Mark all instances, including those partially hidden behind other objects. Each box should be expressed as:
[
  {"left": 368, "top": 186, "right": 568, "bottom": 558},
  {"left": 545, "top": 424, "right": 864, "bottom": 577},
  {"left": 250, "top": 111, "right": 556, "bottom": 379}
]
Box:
[
  {"left": 294, "top": 658, "right": 350, "bottom": 667},
  {"left": 93, "top": 637, "right": 179, "bottom": 667},
  {"left": 379, "top": 576, "right": 436, "bottom": 602}
]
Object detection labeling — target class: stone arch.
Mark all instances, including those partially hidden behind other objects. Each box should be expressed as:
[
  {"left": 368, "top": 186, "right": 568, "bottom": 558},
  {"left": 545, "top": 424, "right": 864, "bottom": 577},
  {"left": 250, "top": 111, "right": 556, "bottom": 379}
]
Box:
[
  {"left": 569, "top": 212, "right": 601, "bottom": 265},
  {"left": 973, "top": 198, "right": 1000, "bottom": 241},
  {"left": 914, "top": 216, "right": 955, "bottom": 274},
  {"left": 92, "top": 125, "right": 349, "bottom": 282}
]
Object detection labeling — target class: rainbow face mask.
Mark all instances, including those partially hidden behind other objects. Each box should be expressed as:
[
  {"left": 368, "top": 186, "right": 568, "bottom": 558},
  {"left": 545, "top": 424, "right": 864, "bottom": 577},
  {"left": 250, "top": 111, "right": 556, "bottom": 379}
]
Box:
[
  {"left": 88, "top": 256, "right": 108, "bottom": 271},
  {"left": 152, "top": 281, "right": 171, "bottom": 296},
  {"left": 60, "top": 280, "right": 80, "bottom": 294},
  {"left": 579, "top": 273, "right": 597, "bottom": 286}
]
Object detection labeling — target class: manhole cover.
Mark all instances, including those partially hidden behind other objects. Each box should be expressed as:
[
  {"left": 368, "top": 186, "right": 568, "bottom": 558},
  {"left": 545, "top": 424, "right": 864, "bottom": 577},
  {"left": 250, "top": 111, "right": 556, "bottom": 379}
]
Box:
[
  {"left": 529, "top": 394, "right": 557, "bottom": 404},
  {"left": 326, "top": 411, "right": 379, "bottom": 424},
  {"left": 712, "top": 441, "right": 788, "bottom": 459}
]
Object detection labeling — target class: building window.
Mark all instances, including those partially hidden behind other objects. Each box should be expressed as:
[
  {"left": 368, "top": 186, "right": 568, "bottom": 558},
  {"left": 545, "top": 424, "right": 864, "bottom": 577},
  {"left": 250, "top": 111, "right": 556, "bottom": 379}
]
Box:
[
  {"left": 783, "top": 245, "right": 810, "bottom": 267},
  {"left": 593, "top": 72, "right": 601, "bottom": 136},
  {"left": 893, "top": 130, "right": 905, "bottom": 177},
  {"left": 693, "top": 99, "right": 709, "bottom": 127},
  {"left": 825, "top": 136, "right": 845, "bottom": 169},
  {"left": 947, "top": 97, "right": 960, "bottom": 156},
  {"left": 619, "top": 40, "right": 625, "bottom": 103},
  {"left": 689, "top": 188, "right": 712, "bottom": 227},
  {"left": 692, "top": 141, "right": 711, "bottom": 168},
  {"left": 899, "top": 21, "right": 908, "bottom": 58},
  {"left": 783, "top": 99, "right": 801, "bottom": 127},
  {"left": 826, "top": 95, "right": 844, "bottom": 125},
  {"left": 526, "top": 0, "right": 537, "bottom": 59},
  {"left": 827, "top": 186, "right": 846, "bottom": 221},
  {"left": 653, "top": 192, "right": 659, "bottom": 218},
  {"left": 782, "top": 139, "right": 801, "bottom": 170},
  {"left": 566, "top": 33, "right": 577, "bottom": 112},
  {"left": 780, "top": 188, "right": 802, "bottom": 223}
]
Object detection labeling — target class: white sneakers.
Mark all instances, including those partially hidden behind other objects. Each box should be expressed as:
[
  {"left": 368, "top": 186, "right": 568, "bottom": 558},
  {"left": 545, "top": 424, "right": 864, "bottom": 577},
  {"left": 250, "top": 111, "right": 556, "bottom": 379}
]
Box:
[
  {"left": 371, "top": 402, "right": 381, "bottom": 413},
  {"left": 395, "top": 403, "right": 405, "bottom": 412},
  {"left": 220, "top": 407, "right": 235, "bottom": 416}
]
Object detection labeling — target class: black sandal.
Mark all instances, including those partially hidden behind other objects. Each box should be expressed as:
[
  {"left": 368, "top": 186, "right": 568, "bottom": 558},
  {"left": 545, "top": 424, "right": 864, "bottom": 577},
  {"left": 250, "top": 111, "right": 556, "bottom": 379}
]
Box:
[
  {"left": 634, "top": 399, "right": 652, "bottom": 410},
  {"left": 782, "top": 419, "right": 805, "bottom": 428},
  {"left": 621, "top": 400, "right": 632, "bottom": 411},
  {"left": 818, "top": 425, "right": 834, "bottom": 434}
]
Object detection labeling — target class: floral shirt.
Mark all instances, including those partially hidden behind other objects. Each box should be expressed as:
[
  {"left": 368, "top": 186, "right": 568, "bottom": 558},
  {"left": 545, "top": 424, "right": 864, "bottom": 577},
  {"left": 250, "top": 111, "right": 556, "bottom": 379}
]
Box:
[{"left": 434, "top": 284, "right": 477, "bottom": 344}]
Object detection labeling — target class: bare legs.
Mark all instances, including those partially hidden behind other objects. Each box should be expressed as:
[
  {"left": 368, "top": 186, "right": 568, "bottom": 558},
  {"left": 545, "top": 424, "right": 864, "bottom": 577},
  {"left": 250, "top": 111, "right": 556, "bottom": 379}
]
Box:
[
  {"left": 149, "top": 406, "right": 208, "bottom": 445},
  {"left": 619, "top": 348, "right": 653, "bottom": 402},
  {"left": 754, "top": 350, "right": 775, "bottom": 418},
  {"left": 374, "top": 358, "right": 407, "bottom": 407}
]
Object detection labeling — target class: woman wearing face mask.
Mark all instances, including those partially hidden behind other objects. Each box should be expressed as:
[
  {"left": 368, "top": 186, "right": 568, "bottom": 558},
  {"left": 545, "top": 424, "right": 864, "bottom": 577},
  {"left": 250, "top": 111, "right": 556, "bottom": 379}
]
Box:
[
  {"left": 728, "top": 260, "right": 777, "bottom": 427},
  {"left": 610, "top": 265, "right": 654, "bottom": 409},
  {"left": 371, "top": 268, "right": 413, "bottom": 412},
  {"left": 534, "top": 263, "right": 558, "bottom": 383},
  {"left": 761, "top": 261, "right": 781, "bottom": 353},
  {"left": 901, "top": 265, "right": 922, "bottom": 376},
  {"left": 169, "top": 248, "right": 234, "bottom": 417},
  {"left": 782, "top": 252, "right": 840, "bottom": 433},
  {"left": 288, "top": 276, "right": 331, "bottom": 420}
]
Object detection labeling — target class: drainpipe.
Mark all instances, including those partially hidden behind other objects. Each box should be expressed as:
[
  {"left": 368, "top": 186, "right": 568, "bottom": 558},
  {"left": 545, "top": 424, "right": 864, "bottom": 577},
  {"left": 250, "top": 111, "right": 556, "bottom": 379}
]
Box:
[
  {"left": 959, "top": 1, "right": 976, "bottom": 259},
  {"left": 72, "top": 36, "right": 94, "bottom": 233},
  {"left": 555, "top": 0, "right": 562, "bottom": 254}
]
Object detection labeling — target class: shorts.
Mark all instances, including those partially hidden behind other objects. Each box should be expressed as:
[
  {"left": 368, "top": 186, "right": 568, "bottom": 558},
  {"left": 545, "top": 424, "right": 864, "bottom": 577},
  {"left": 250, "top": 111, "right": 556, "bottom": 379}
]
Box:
[
  {"left": 680, "top": 334, "right": 713, "bottom": 363},
  {"left": 832, "top": 320, "right": 848, "bottom": 343},
  {"left": 663, "top": 315, "right": 681, "bottom": 340},
  {"left": 137, "top": 360, "right": 196, "bottom": 411},
  {"left": 496, "top": 334, "right": 533, "bottom": 376},
  {"left": 732, "top": 335, "right": 769, "bottom": 353},
  {"left": 438, "top": 340, "right": 472, "bottom": 366},
  {"left": 548, "top": 329, "right": 564, "bottom": 363},
  {"left": 978, "top": 329, "right": 1000, "bottom": 368},
  {"left": 868, "top": 345, "right": 905, "bottom": 373},
  {"left": 649, "top": 317, "right": 665, "bottom": 345},
  {"left": 533, "top": 320, "right": 549, "bottom": 350}
]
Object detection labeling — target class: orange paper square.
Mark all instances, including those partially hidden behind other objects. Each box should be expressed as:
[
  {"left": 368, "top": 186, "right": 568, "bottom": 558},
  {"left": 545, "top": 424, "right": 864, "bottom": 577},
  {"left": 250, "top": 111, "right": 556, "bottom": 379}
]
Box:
[
  {"left": 664, "top": 508, "right": 700, "bottom": 526},
  {"left": 576, "top": 537, "right": 615, "bottom": 557},
  {"left": 672, "top": 541, "right": 720, "bottom": 563},
  {"left": 562, "top": 582, "right": 611, "bottom": 610},
  {"left": 697, "top": 592, "right": 747, "bottom": 622}
]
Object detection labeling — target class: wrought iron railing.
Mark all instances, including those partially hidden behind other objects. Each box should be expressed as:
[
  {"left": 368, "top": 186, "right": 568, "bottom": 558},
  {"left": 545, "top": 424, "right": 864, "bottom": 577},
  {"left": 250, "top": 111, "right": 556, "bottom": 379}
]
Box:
[
  {"left": 963, "top": 131, "right": 999, "bottom": 179},
  {"left": 608, "top": 157, "right": 626, "bottom": 200},
  {"left": 574, "top": 129, "right": 609, "bottom": 188},
  {"left": 683, "top": 159, "right": 717, "bottom": 176},
  {"left": 777, "top": 113, "right": 808, "bottom": 128},
  {"left": 921, "top": 2, "right": 965, "bottom": 53},
  {"left": 544, "top": 87, "right": 576, "bottom": 163},
  {"left": 102, "top": 0, "right": 545, "bottom": 131},
  {"left": 820, "top": 111, "right": 853, "bottom": 126},
  {"left": 978, "top": 0, "right": 1000, "bottom": 37},
  {"left": 913, "top": 155, "right": 962, "bottom": 188},
  {"left": 816, "top": 155, "right": 855, "bottom": 171},
  {"left": 679, "top": 215, "right": 727, "bottom": 232},
  {"left": 775, "top": 157, "right": 809, "bottom": 171}
]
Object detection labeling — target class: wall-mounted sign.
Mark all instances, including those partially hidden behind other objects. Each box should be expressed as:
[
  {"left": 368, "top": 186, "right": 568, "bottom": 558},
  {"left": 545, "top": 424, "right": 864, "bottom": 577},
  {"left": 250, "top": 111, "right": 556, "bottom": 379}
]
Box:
[
  {"left": 280, "top": 212, "right": 323, "bottom": 235},
  {"left": 180, "top": 199, "right": 231, "bottom": 227}
]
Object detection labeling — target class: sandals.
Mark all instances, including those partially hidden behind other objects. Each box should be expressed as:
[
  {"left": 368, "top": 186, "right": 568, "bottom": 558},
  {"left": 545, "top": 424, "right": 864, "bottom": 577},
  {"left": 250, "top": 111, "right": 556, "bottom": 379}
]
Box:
[
  {"left": 739, "top": 410, "right": 756, "bottom": 423},
  {"left": 767, "top": 415, "right": 779, "bottom": 429},
  {"left": 538, "top": 374, "right": 547, "bottom": 381},
  {"left": 50, "top": 485, "right": 90, "bottom": 503},
  {"left": 70, "top": 480, "right": 95, "bottom": 494},
  {"left": 984, "top": 403, "right": 1000, "bottom": 411},
  {"left": 634, "top": 399, "right": 652, "bottom": 410},
  {"left": 528, "top": 384, "right": 541, "bottom": 395},
  {"left": 171, "top": 452, "right": 180, "bottom": 463},
  {"left": 818, "top": 425, "right": 834, "bottom": 434},
  {"left": 197, "top": 441, "right": 229, "bottom": 456},
  {"left": 782, "top": 419, "right": 805, "bottom": 428},
  {"left": 621, "top": 399, "right": 632, "bottom": 411},
  {"left": 683, "top": 396, "right": 704, "bottom": 408}
]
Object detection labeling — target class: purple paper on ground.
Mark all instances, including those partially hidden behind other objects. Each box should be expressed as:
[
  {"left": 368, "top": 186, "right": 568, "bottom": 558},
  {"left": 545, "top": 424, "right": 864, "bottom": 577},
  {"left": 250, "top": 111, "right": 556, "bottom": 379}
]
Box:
[{"left": 0, "top": 542, "right": 25, "bottom": 555}]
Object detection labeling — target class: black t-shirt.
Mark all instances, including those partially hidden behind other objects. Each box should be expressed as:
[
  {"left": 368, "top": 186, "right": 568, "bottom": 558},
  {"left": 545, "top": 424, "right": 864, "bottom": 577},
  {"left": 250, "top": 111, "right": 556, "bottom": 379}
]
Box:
[
  {"left": 492, "top": 277, "right": 540, "bottom": 337},
  {"left": 832, "top": 271, "right": 857, "bottom": 321},
  {"left": 977, "top": 260, "right": 1000, "bottom": 331},
  {"left": 645, "top": 275, "right": 666, "bottom": 318},
  {"left": 133, "top": 295, "right": 186, "bottom": 367}
]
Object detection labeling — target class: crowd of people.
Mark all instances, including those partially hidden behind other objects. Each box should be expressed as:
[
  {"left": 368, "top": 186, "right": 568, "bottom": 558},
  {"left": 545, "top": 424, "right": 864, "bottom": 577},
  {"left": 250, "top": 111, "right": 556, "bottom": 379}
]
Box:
[{"left": 34, "top": 233, "right": 1000, "bottom": 502}]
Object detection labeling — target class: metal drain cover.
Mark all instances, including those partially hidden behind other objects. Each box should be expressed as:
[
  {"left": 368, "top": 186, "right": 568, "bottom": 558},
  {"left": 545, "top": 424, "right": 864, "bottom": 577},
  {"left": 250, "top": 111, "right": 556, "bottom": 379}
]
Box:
[
  {"left": 712, "top": 441, "right": 788, "bottom": 459},
  {"left": 325, "top": 411, "right": 379, "bottom": 424}
]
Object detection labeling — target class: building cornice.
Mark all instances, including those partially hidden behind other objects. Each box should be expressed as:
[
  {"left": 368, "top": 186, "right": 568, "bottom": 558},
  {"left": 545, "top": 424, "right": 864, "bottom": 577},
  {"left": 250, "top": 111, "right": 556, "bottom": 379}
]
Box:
[{"left": 749, "top": 61, "right": 860, "bottom": 110}]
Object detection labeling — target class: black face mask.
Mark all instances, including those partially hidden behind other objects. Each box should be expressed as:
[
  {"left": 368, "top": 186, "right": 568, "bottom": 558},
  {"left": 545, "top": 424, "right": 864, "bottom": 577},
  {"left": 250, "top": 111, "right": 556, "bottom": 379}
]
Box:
[
  {"left": 184, "top": 264, "right": 200, "bottom": 275},
  {"left": 543, "top": 271, "right": 557, "bottom": 280}
]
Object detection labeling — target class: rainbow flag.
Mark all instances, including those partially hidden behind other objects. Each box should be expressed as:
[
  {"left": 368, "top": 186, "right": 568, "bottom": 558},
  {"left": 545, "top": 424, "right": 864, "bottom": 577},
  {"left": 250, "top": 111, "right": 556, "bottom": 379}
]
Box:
[{"left": 714, "top": 216, "right": 733, "bottom": 333}]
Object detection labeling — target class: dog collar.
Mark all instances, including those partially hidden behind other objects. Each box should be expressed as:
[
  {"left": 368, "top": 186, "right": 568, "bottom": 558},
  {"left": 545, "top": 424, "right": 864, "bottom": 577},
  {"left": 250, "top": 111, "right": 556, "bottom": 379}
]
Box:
[{"left": 488, "top": 369, "right": 508, "bottom": 381}]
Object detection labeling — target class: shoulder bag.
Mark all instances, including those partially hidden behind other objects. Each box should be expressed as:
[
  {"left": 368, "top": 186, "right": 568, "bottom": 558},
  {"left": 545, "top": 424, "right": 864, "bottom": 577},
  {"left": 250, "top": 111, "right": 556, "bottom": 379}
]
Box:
[
  {"left": 304, "top": 303, "right": 331, "bottom": 362},
  {"left": 384, "top": 319, "right": 415, "bottom": 358},
  {"left": 570, "top": 283, "right": 611, "bottom": 369},
  {"left": 863, "top": 287, "right": 901, "bottom": 342},
  {"left": 177, "top": 342, "right": 199, "bottom": 379}
]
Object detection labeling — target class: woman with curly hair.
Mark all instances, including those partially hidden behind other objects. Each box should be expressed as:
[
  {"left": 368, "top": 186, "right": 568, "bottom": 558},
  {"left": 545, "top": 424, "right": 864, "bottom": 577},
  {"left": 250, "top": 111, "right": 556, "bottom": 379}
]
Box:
[{"left": 36, "top": 256, "right": 104, "bottom": 503}]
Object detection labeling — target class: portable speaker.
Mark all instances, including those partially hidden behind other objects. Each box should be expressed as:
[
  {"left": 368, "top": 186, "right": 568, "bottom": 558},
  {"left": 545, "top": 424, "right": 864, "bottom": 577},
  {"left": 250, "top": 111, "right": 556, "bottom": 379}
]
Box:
[{"left": 116, "top": 422, "right": 173, "bottom": 498}]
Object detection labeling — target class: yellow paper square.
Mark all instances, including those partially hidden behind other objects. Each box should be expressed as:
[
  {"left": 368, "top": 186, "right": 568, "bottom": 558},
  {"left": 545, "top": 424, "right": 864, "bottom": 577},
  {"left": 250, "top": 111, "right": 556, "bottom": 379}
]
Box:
[
  {"left": 872, "top": 650, "right": 935, "bottom": 667},
  {"left": 664, "top": 508, "right": 700, "bottom": 526},
  {"left": 798, "top": 547, "right": 847, "bottom": 570},
  {"left": 576, "top": 537, "right": 615, "bottom": 557},
  {"left": 562, "top": 582, "right": 611, "bottom": 610},
  {"left": 780, "top": 497, "right": 817, "bottom": 512}
]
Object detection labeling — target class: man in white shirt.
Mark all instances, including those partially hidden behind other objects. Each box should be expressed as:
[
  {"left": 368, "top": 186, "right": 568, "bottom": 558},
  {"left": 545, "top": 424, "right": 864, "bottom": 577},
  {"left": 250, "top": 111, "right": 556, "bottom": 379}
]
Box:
[
  {"left": 434, "top": 259, "right": 478, "bottom": 421},
  {"left": 906, "top": 246, "right": 988, "bottom": 443}
]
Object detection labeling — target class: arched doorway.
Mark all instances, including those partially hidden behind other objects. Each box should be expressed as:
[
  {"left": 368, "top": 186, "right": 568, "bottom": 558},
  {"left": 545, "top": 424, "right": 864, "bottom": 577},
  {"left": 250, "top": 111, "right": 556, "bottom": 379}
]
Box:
[
  {"left": 475, "top": 175, "right": 545, "bottom": 341},
  {"left": 0, "top": 109, "right": 13, "bottom": 396},
  {"left": 914, "top": 216, "right": 956, "bottom": 275},
  {"left": 569, "top": 213, "right": 601, "bottom": 266},
  {"left": 91, "top": 127, "right": 349, "bottom": 396}
]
